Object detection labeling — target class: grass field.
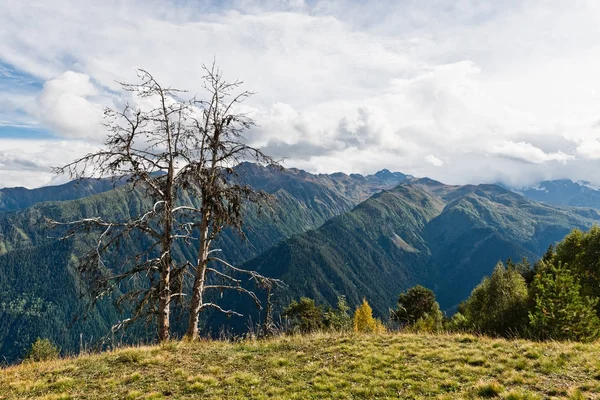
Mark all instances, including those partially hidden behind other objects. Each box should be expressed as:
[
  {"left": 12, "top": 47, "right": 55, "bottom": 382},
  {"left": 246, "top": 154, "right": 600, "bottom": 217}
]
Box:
[{"left": 1, "top": 332, "right": 599, "bottom": 399}]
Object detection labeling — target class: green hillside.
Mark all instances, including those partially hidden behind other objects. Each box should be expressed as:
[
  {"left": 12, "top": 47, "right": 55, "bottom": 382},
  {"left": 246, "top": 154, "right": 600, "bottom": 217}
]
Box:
[
  {"left": 1, "top": 332, "right": 598, "bottom": 399},
  {"left": 244, "top": 185, "right": 444, "bottom": 316},
  {"left": 0, "top": 164, "right": 402, "bottom": 362},
  {"left": 243, "top": 180, "right": 600, "bottom": 318},
  {"left": 3, "top": 167, "right": 600, "bottom": 364},
  {"left": 0, "top": 178, "right": 124, "bottom": 213}
]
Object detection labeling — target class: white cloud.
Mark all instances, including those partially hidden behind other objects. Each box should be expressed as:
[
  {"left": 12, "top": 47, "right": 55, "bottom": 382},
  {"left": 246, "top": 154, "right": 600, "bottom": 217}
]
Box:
[
  {"left": 36, "top": 71, "right": 105, "bottom": 141},
  {"left": 576, "top": 139, "right": 600, "bottom": 160},
  {"left": 425, "top": 154, "right": 443, "bottom": 167},
  {"left": 491, "top": 141, "right": 574, "bottom": 164},
  {"left": 0, "top": 138, "right": 99, "bottom": 188},
  {"left": 0, "top": 0, "right": 600, "bottom": 188}
]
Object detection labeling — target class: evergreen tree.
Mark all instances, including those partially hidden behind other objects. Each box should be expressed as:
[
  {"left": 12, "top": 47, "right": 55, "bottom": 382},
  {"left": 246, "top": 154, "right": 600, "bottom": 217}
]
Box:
[
  {"left": 529, "top": 261, "right": 600, "bottom": 342},
  {"left": 24, "top": 338, "right": 60, "bottom": 362},
  {"left": 323, "top": 296, "right": 352, "bottom": 332},
  {"left": 549, "top": 226, "right": 600, "bottom": 314}
]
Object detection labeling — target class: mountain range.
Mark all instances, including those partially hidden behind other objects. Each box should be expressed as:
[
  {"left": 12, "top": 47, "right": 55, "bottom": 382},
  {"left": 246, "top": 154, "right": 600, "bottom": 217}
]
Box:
[{"left": 2, "top": 165, "right": 600, "bottom": 363}]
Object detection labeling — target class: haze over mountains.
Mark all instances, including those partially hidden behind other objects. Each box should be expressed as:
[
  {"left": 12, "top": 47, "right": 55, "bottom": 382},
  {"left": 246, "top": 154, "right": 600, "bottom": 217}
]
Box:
[{"left": 2, "top": 164, "right": 600, "bottom": 362}]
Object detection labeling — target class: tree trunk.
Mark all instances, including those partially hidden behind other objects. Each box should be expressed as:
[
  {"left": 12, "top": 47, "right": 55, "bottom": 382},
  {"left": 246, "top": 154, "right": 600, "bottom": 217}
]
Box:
[
  {"left": 158, "top": 262, "right": 171, "bottom": 341},
  {"left": 186, "top": 212, "right": 210, "bottom": 340}
]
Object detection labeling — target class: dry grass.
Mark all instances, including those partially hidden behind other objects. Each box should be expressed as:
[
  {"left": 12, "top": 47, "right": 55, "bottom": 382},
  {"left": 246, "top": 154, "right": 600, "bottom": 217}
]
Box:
[{"left": 1, "top": 332, "right": 600, "bottom": 399}]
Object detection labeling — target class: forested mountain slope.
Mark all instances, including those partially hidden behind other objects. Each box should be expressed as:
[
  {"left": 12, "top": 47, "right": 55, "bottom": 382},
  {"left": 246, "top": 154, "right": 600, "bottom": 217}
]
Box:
[
  {"left": 242, "top": 180, "right": 600, "bottom": 319},
  {"left": 0, "top": 164, "right": 404, "bottom": 362},
  {"left": 0, "top": 178, "right": 125, "bottom": 212}
]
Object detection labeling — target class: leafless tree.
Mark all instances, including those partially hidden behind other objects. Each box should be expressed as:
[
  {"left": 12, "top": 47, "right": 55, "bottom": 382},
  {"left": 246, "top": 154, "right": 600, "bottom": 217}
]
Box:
[{"left": 48, "top": 64, "right": 282, "bottom": 342}]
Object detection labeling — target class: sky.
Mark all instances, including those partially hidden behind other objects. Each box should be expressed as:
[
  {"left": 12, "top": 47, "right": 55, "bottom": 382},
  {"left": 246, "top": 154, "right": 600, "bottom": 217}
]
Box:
[{"left": 1, "top": 0, "right": 600, "bottom": 189}]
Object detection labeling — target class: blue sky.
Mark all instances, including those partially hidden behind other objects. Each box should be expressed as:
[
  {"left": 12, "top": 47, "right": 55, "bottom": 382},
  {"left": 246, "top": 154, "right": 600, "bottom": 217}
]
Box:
[{"left": 1, "top": 0, "right": 600, "bottom": 188}]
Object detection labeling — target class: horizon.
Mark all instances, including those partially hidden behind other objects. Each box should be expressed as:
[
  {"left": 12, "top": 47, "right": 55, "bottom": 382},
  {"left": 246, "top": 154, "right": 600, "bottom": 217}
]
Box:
[
  {"left": 0, "top": 160, "right": 594, "bottom": 192},
  {"left": 2, "top": 1, "right": 600, "bottom": 188}
]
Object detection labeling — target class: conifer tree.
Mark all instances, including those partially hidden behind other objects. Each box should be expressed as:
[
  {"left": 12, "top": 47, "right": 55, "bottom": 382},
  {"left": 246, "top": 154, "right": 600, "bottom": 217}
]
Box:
[{"left": 529, "top": 261, "right": 600, "bottom": 342}]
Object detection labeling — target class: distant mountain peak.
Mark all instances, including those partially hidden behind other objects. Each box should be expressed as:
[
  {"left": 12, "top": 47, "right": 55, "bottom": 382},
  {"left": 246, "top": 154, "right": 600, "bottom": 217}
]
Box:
[{"left": 369, "top": 169, "right": 410, "bottom": 185}]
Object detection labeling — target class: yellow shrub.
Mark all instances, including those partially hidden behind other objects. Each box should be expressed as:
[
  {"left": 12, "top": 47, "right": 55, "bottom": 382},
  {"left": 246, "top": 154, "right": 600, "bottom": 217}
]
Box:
[{"left": 353, "top": 299, "right": 386, "bottom": 333}]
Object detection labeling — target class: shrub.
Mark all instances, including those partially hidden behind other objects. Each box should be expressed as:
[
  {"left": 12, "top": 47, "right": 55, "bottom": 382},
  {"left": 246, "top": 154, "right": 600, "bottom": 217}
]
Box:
[
  {"left": 445, "top": 312, "right": 468, "bottom": 332},
  {"left": 409, "top": 314, "right": 443, "bottom": 333},
  {"left": 25, "top": 338, "right": 60, "bottom": 362},
  {"left": 353, "top": 299, "right": 385, "bottom": 333},
  {"left": 547, "top": 226, "right": 600, "bottom": 315}
]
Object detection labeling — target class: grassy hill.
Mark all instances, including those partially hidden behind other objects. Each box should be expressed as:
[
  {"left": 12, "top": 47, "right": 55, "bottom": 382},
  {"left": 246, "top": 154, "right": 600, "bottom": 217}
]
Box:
[{"left": 1, "top": 333, "right": 598, "bottom": 399}]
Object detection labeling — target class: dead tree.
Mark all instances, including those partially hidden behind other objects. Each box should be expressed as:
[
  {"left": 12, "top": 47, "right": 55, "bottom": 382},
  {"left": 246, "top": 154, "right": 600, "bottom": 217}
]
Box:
[{"left": 49, "top": 64, "right": 282, "bottom": 342}]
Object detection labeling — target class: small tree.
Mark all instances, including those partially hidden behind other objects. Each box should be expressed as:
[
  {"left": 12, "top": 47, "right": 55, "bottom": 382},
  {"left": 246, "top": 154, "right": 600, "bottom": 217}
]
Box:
[
  {"left": 353, "top": 299, "right": 385, "bottom": 333},
  {"left": 548, "top": 226, "right": 600, "bottom": 314},
  {"left": 392, "top": 285, "right": 442, "bottom": 328},
  {"left": 324, "top": 296, "right": 352, "bottom": 332},
  {"left": 24, "top": 338, "right": 60, "bottom": 362},
  {"left": 283, "top": 297, "right": 324, "bottom": 334},
  {"left": 49, "top": 64, "right": 282, "bottom": 342},
  {"left": 529, "top": 261, "right": 600, "bottom": 342},
  {"left": 462, "top": 262, "right": 529, "bottom": 337}
]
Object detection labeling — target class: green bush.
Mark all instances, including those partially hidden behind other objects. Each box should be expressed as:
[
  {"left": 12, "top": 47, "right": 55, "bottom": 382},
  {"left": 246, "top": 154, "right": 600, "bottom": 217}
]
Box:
[
  {"left": 25, "top": 338, "right": 60, "bottom": 362},
  {"left": 284, "top": 296, "right": 353, "bottom": 333},
  {"left": 445, "top": 312, "right": 468, "bottom": 332},
  {"left": 546, "top": 226, "right": 600, "bottom": 315}
]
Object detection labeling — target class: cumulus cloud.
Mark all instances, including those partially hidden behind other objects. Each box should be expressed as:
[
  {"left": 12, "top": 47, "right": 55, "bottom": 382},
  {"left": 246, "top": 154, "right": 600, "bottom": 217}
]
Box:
[
  {"left": 36, "top": 71, "right": 105, "bottom": 140},
  {"left": 576, "top": 139, "right": 600, "bottom": 160},
  {"left": 0, "top": 0, "right": 600, "bottom": 188}
]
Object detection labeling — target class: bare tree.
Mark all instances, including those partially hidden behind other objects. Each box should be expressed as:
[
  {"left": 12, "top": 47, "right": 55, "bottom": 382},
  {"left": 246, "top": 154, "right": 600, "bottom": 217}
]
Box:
[{"left": 49, "top": 64, "right": 282, "bottom": 342}]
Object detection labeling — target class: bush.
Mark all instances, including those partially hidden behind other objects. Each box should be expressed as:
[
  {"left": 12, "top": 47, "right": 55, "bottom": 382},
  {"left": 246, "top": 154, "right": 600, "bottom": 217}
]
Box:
[
  {"left": 529, "top": 261, "right": 600, "bottom": 342},
  {"left": 353, "top": 299, "right": 385, "bottom": 333},
  {"left": 409, "top": 314, "right": 443, "bottom": 333},
  {"left": 25, "top": 338, "right": 60, "bottom": 362},
  {"left": 445, "top": 312, "right": 469, "bottom": 332}
]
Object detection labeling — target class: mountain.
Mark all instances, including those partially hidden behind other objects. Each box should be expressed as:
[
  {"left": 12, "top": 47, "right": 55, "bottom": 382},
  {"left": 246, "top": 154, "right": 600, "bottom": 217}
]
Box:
[
  {"left": 0, "top": 164, "right": 405, "bottom": 362},
  {"left": 0, "top": 178, "right": 127, "bottom": 212},
  {"left": 241, "top": 180, "right": 600, "bottom": 320},
  {"left": 5, "top": 164, "right": 597, "bottom": 363},
  {"left": 519, "top": 179, "right": 600, "bottom": 209}
]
